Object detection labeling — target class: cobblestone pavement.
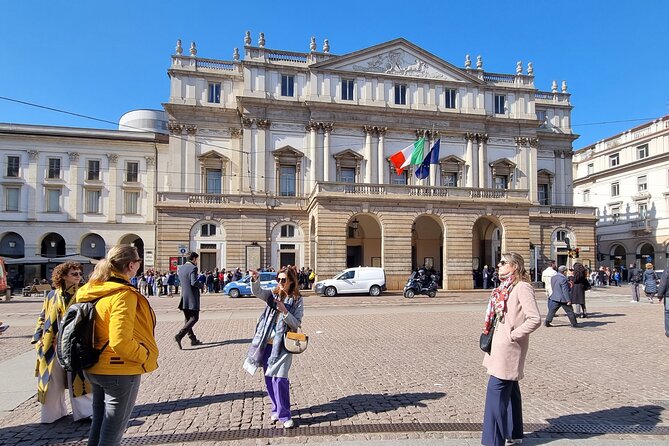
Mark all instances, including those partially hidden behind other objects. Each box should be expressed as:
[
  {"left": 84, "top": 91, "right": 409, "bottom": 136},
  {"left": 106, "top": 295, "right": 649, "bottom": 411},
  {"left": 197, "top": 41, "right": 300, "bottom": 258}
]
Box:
[{"left": 0, "top": 286, "right": 667, "bottom": 445}]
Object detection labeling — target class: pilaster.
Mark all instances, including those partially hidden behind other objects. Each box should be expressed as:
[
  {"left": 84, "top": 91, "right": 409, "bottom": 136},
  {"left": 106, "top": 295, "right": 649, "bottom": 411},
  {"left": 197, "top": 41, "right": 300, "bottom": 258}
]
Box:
[
  {"left": 307, "top": 121, "right": 318, "bottom": 193},
  {"left": 67, "top": 152, "right": 79, "bottom": 221},
  {"left": 477, "top": 134, "right": 488, "bottom": 189},
  {"left": 185, "top": 124, "right": 198, "bottom": 194},
  {"left": 363, "top": 126, "right": 374, "bottom": 183},
  {"left": 242, "top": 118, "right": 254, "bottom": 192},
  {"left": 464, "top": 133, "right": 475, "bottom": 188},
  {"left": 322, "top": 123, "right": 333, "bottom": 182},
  {"left": 256, "top": 119, "right": 270, "bottom": 192},
  {"left": 106, "top": 153, "right": 118, "bottom": 222},
  {"left": 145, "top": 156, "right": 156, "bottom": 223},
  {"left": 27, "top": 150, "right": 39, "bottom": 220},
  {"left": 376, "top": 127, "right": 387, "bottom": 185}
]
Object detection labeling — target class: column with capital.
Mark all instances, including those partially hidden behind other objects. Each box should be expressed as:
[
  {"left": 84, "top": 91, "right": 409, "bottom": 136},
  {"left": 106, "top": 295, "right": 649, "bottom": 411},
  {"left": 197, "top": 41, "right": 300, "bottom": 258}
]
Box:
[
  {"left": 464, "top": 133, "right": 474, "bottom": 187},
  {"left": 377, "top": 127, "right": 387, "bottom": 184},
  {"left": 307, "top": 121, "right": 318, "bottom": 192},
  {"left": 67, "top": 152, "right": 79, "bottom": 221},
  {"left": 564, "top": 151, "right": 574, "bottom": 206},
  {"left": 185, "top": 125, "right": 198, "bottom": 194},
  {"left": 230, "top": 128, "right": 243, "bottom": 193},
  {"left": 471, "top": 134, "right": 479, "bottom": 188},
  {"left": 528, "top": 138, "right": 538, "bottom": 203},
  {"left": 27, "top": 150, "right": 39, "bottom": 220},
  {"left": 478, "top": 134, "right": 489, "bottom": 189},
  {"left": 106, "top": 153, "right": 118, "bottom": 222},
  {"left": 167, "top": 122, "right": 185, "bottom": 190},
  {"left": 514, "top": 137, "right": 528, "bottom": 190},
  {"left": 256, "top": 119, "right": 270, "bottom": 192},
  {"left": 241, "top": 118, "right": 254, "bottom": 193},
  {"left": 145, "top": 156, "right": 156, "bottom": 224},
  {"left": 323, "top": 123, "right": 333, "bottom": 182},
  {"left": 554, "top": 149, "right": 564, "bottom": 205},
  {"left": 363, "top": 126, "right": 374, "bottom": 183}
]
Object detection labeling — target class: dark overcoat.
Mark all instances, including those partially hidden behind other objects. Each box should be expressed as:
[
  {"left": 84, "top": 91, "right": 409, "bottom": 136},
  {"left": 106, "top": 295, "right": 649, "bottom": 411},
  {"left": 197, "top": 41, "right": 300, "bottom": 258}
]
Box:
[{"left": 177, "top": 261, "right": 201, "bottom": 311}]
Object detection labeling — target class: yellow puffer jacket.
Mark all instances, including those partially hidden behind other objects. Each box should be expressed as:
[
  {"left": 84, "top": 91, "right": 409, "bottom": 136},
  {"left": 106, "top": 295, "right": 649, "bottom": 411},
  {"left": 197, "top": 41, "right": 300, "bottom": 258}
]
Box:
[{"left": 76, "top": 276, "right": 159, "bottom": 375}]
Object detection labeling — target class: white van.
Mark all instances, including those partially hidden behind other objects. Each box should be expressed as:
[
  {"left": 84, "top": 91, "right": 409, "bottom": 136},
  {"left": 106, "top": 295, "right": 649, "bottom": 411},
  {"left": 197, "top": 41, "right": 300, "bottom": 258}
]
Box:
[{"left": 314, "top": 267, "right": 386, "bottom": 297}]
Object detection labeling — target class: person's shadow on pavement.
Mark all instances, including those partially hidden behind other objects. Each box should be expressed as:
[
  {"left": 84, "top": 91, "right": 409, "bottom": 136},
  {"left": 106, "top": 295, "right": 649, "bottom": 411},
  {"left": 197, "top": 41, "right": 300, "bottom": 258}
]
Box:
[
  {"left": 296, "top": 392, "right": 447, "bottom": 425},
  {"left": 187, "top": 338, "right": 252, "bottom": 350}
]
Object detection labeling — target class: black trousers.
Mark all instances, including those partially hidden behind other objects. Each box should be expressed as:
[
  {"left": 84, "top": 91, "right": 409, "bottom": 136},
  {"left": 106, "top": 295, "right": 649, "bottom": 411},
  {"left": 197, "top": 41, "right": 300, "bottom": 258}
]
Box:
[
  {"left": 546, "top": 300, "right": 577, "bottom": 326},
  {"left": 177, "top": 309, "right": 199, "bottom": 341}
]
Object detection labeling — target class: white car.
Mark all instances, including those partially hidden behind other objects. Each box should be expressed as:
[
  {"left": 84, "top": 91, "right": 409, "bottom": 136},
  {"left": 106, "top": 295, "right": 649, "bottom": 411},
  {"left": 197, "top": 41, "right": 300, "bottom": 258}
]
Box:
[{"left": 314, "top": 267, "right": 386, "bottom": 297}]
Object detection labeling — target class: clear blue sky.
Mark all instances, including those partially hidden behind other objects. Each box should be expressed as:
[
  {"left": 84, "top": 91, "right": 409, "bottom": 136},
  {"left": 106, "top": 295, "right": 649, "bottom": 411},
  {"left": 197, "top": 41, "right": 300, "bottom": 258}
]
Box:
[{"left": 2, "top": 1, "right": 668, "bottom": 148}]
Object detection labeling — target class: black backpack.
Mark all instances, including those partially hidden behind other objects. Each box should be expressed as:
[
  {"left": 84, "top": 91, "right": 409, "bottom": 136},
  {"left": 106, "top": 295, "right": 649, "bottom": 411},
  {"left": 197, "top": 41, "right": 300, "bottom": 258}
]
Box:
[
  {"left": 57, "top": 297, "right": 108, "bottom": 372},
  {"left": 630, "top": 269, "right": 642, "bottom": 283}
]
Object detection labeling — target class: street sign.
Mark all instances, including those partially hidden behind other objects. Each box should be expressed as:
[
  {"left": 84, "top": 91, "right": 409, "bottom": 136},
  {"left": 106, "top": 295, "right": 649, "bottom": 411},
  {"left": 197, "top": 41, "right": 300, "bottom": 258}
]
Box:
[{"left": 179, "top": 247, "right": 187, "bottom": 255}]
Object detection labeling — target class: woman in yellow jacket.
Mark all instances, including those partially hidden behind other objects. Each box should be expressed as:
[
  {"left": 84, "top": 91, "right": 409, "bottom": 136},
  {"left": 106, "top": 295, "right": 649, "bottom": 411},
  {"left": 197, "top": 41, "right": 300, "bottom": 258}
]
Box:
[
  {"left": 32, "top": 261, "right": 92, "bottom": 423},
  {"left": 76, "top": 245, "right": 159, "bottom": 446}
]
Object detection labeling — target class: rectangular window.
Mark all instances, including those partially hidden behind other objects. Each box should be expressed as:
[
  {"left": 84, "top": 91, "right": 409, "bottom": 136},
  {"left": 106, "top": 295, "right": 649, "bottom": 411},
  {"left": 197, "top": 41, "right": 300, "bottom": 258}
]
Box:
[
  {"left": 394, "top": 84, "right": 407, "bottom": 105},
  {"left": 126, "top": 162, "right": 139, "bottom": 183},
  {"left": 339, "top": 167, "right": 355, "bottom": 183},
  {"left": 536, "top": 110, "right": 546, "bottom": 123},
  {"left": 87, "top": 160, "right": 100, "bottom": 181},
  {"left": 493, "top": 175, "right": 508, "bottom": 189},
  {"left": 587, "top": 163, "right": 594, "bottom": 175},
  {"left": 494, "top": 95, "right": 506, "bottom": 114},
  {"left": 441, "top": 173, "right": 457, "bottom": 187},
  {"left": 637, "top": 175, "right": 647, "bottom": 192},
  {"left": 281, "top": 74, "right": 294, "bottom": 97},
  {"left": 206, "top": 169, "right": 222, "bottom": 194},
  {"left": 47, "top": 158, "right": 61, "bottom": 179},
  {"left": 538, "top": 184, "right": 550, "bottom": 205},
  {"left": 390, "top": 169, "right": 407, "bottom": 185},
  {"left": 5, "top": 187, "right": 19, "bottom": 211},
  {"left": 444, "top": 88, "right": 456, "bottom": 109},
  {"left": 46, "top": 188, "right": 60, "bottom": 213},
  {"left": 280, "top": 225, "right": 295, "bottom": 238},
  {"left": 583, "top": 189, "right": 590, "bottom": 202},
  {"left": 609, "top": 153, "right": 620, "bottom": 167},
  {"left": 611, "top": 206, "right": 620, "bottom": 223},
  {"left": 124, "top": 191, "right": 139, "bottom": 214},
  {"left": 639, "top": 203, "right": 647, "bottom": 219},
  {"left": 611, "top": 182, "right": 619, "bottom": 197},
  {"left": 279, "top": 165, "right": 296, "bottom": 196},
  {"left": 341, "top": 79, "right": 354, "bottom": 101},
  {"left": 6, "top": 156, "right": 19, "bottom": 177},
  {"left": 85, "top": 189, "right": 101, "bottom": 214},
  {"left": 637, "top": 144, "right": 648, "bottom": 159},
  {"left": 207, "top": 82, "right": 221, "bottom": 103}
]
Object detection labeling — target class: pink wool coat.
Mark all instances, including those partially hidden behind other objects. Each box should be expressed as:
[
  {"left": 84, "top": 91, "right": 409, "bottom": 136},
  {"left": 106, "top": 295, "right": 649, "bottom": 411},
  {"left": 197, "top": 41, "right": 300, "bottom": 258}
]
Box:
[{"left": 482, "top": 281, "right": 541, "bottom": 381}]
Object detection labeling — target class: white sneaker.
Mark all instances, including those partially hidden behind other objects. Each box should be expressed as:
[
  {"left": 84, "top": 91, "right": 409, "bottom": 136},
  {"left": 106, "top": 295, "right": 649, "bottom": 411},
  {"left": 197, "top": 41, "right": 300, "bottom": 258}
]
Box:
[
  {"left": 270, "top": 413, "right": 279, "bottom": 422},
  {"left": 283, "top": 419, "right": 295, "bottom": 429},
  {"left": 505, "top": 440, "right": 523, "bottom": 445},
  {"left": 630, "top": 300, "right": 638, "bottom": 303}
]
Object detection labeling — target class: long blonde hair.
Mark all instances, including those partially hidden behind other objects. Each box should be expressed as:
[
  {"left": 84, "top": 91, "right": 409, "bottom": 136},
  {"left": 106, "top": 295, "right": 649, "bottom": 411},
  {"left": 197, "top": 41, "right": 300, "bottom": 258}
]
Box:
[
  {"left": 501, "top": 252, "right": 530, "bottom": 285},
  {"left": 89, "top": 245, "right": 139, "bottom": 283}
]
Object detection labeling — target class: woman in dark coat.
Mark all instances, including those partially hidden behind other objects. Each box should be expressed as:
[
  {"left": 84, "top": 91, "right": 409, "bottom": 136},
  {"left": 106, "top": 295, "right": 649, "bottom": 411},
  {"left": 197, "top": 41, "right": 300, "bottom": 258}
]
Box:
[{"left": 571, "top": 263, "right": 591, "bottom": 318}]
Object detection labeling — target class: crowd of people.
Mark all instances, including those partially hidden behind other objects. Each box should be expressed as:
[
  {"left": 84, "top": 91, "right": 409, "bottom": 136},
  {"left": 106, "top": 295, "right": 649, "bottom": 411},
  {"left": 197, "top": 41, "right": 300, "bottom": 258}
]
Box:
[{"left": 8, "top": 245, "right": 667, "bottom": 446}]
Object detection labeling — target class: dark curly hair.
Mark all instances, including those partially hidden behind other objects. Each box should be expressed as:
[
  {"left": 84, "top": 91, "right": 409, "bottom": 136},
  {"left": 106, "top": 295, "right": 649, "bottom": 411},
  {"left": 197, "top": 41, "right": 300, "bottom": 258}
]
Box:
[{"left": 51, "top": 261, "right": 83, "bottom": 290}]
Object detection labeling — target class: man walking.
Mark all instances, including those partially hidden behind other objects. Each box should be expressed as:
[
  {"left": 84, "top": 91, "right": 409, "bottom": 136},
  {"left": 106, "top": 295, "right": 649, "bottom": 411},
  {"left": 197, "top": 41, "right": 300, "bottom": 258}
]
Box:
[
  {"left": 628, "top": 263, "right": 642, "bottom": 302},
  {"left": 656, "top": 268, "right": 669, "bottom": 337},
  {"left": 175, "top": 252, "right": 204, "bottom": 349},
  {"left": 541, "top": 260, "right": 557, "bottom": 309},
  {"left": 545, "top": 265, "right": 578, "bottom": 328}
]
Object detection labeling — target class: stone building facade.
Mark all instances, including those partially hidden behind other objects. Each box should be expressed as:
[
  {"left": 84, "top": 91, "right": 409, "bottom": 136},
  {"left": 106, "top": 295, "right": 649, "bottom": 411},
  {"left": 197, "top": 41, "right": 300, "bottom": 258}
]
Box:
[
  {"left": 573, "top": 116, "right": 669, "bottom": 271},
  {"left": 156, "top": 35, "right": 596, "bottom": 289}
]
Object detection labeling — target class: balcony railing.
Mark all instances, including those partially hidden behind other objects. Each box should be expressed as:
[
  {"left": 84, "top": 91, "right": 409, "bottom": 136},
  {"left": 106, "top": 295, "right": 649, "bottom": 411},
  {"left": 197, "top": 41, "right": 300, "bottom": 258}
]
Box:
[
  {"left": 631, "top": 218, "right": 651, "bottom": 230},
  {"left": 530, "top": 205, "right": 597, "bottom": 216},
  {"left": 310, "top": 182, "right": 529, "bottom": 201}
]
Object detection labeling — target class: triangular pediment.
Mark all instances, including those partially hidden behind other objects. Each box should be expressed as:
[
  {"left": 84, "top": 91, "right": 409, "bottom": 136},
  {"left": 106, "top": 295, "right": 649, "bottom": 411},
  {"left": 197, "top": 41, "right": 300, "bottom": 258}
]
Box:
[
  {"left": 490, "top": 157, "right": 516, "bottom": 169},
  {"left": 311, "top": 38, "right": 483, "bottom": 84},
  {"left": 440, "top": 155, "right": 465, "bottom": 165},
  {"left": 332, "top": 149, "right": 364, "bottom": 160},
  {"left": 273, "top": 145, "right": 303, "bottom": 158},
  {"left": 198, "top": 150, "right": 230, "bottom": 162}
]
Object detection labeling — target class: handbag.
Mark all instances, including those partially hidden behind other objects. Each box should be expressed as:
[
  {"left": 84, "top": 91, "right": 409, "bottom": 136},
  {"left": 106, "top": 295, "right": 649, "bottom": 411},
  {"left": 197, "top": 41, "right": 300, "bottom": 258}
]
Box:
[
  {"left": 283, "top": 329, "right": 309, "bottom": 354},
  {"left": 479, "top": 316, "right": 496, "bottom": 353}
]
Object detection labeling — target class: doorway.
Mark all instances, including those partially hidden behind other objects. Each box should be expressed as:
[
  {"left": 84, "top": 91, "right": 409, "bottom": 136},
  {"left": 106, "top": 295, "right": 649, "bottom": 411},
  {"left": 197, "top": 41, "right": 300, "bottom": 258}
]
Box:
[{"left": 200, "top": 252, "right": 217, "bottom": 272}]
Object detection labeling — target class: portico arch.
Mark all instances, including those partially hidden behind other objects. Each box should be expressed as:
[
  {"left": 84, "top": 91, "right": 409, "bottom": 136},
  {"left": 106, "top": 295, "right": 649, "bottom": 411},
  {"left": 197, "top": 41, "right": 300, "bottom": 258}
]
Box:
[
  {"left": 472, "top": 216, "right": 503, "bottom": 288},
  {"left": 346, "top": 213, "right": 381, "bottom": 268},
  {"left": 411, "top": 214, "right": 443, "bottom": 277}
]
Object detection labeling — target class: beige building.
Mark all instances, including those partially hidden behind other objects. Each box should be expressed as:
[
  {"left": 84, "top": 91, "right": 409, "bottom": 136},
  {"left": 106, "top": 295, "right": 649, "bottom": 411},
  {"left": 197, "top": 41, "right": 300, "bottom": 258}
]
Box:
[
  {"left": 157, "top": 34, "right": 596, "bottom": 289},
  {"left": 0, "top": 120, "right": 167, "bottom": 284},
  {"left": 573, "top": 116, "right": 669, "bottom": 271}
]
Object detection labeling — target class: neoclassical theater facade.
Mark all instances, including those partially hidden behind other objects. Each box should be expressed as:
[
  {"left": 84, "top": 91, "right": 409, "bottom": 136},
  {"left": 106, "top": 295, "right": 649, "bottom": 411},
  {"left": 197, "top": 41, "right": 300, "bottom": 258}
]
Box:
[{"left": 156, "top": 34, "right": 596, "bottom": 289}]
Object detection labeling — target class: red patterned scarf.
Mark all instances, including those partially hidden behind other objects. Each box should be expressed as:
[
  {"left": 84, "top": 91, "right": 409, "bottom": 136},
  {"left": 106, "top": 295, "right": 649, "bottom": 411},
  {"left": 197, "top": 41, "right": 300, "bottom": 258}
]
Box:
[{"left": 483, "top": 276, "right": 514, "bottom": 334}]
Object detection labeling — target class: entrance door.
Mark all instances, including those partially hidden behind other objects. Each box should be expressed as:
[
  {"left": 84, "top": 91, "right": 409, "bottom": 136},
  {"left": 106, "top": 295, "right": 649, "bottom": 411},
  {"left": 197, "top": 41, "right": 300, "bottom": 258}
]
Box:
[
  {"left": 346, "top": 246, "right": 363, "bottom": 268},
  {"left": 280, "top": 252, "right": 296, "bottom": 268},
  {"left": 200, "top": 252, "right": 216, "bottom": 272}
]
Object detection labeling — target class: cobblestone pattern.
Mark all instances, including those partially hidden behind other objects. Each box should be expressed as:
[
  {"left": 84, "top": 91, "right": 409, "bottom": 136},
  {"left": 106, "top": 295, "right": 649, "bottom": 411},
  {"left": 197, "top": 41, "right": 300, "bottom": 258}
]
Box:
[{"left": 1, "top": 288, "right": 667, "bottom": 445}]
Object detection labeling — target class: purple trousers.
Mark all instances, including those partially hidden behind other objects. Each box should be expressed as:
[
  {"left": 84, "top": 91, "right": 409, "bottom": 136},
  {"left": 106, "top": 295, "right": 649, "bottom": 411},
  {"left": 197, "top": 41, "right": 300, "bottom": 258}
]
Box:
[{"left": 261, "top": 345, "right": 291, "bottom": 421}]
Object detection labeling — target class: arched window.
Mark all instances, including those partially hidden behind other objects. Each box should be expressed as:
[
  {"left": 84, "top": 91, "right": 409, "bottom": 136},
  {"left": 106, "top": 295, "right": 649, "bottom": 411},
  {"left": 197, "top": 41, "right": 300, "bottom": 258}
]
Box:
[
  {"left": 201, "top": 223, "right": 216, "bottom": 237},
  {"left": 556, "top": 230, "right": 567, "bottom": 242},
  {"left": 280, "top": 224, "right": 295, "bottom": 238}
]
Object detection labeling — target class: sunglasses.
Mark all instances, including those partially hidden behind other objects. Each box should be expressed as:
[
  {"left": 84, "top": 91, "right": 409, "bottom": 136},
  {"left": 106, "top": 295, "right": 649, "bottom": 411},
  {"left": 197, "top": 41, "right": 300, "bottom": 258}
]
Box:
[
  {"left": 69, "top": 271, "right": 82, "bottom": 277},
  {"left": 278, "top": 277, "right": 287, "bottom": 283}
]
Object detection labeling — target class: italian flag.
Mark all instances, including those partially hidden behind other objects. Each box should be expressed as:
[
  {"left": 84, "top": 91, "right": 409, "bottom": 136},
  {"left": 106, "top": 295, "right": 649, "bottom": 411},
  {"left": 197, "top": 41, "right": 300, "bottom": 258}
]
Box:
[{"left": 389, "top": 137, "right": 426, "bottom": 175}]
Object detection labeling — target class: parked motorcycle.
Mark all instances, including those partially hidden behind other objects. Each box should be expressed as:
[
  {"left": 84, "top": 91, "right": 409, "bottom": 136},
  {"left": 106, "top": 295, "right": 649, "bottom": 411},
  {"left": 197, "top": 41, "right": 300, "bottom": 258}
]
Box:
[{"left": 403, "top": 269, "right": 438, "bottom": 298}]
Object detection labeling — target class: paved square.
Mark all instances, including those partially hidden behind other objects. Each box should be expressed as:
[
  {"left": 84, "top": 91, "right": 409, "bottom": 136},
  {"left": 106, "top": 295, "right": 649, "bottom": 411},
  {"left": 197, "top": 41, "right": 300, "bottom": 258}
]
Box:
[{"left": 0, "top": 287, "right": 667, "bottom": 445}]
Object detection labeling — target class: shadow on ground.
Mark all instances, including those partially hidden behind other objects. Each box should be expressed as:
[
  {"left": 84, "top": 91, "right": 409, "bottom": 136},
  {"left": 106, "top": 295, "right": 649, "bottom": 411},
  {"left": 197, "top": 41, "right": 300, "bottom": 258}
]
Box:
[
  {"left": 188, "top": 338, "right": 252, "bottom": 350},
  {"left": 297, "top": 392, "right": 447, "bottom": 424},
  {"left": 131, "top": 390, "right": 265, "bottom": 418}
]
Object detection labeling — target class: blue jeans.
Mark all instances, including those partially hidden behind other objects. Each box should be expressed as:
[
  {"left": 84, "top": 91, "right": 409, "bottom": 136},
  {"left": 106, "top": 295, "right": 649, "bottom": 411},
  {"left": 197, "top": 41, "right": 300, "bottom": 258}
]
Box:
[
  {"left": 482, "top": 376, "right": 523, "bottom": 446},
  {"left": 85, "top": 373, "right": 141, "bottom": 446}
]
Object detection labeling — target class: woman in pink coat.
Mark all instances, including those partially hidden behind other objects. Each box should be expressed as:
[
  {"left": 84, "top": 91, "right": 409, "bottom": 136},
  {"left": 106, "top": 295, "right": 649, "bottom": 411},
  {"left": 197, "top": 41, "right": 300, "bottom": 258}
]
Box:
[{"left": 481, "top": 252, "right": 541, "bottom": 446}]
